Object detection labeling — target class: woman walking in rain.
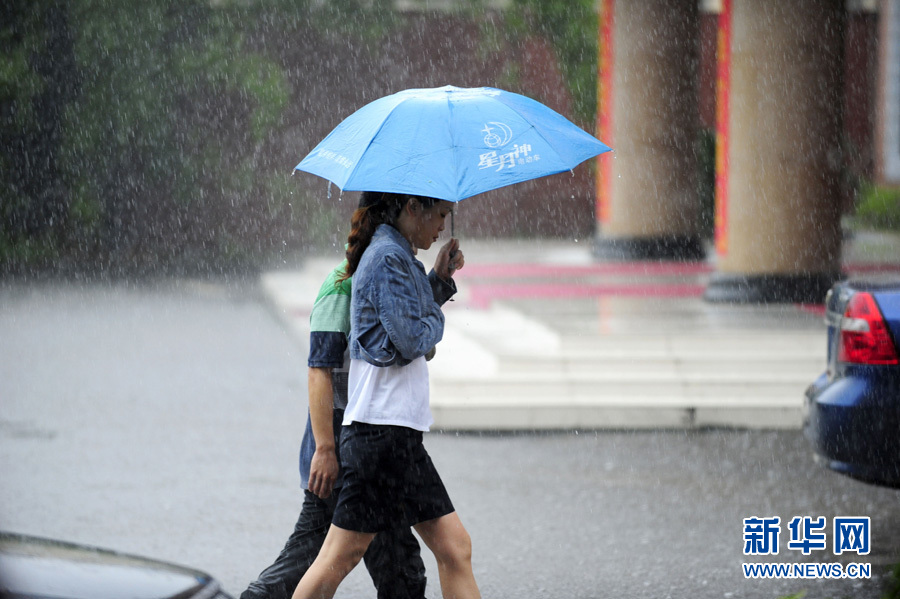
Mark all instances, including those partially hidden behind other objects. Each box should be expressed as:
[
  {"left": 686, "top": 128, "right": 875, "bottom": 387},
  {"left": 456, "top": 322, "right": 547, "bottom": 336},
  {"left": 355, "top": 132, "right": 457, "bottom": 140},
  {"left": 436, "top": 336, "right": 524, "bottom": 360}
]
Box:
[
  {"left": 291, "top": 191, "right": 479, "bottom": 599},
  {"left": 240, "top": 244, "right": 430, "bottom": 599}
]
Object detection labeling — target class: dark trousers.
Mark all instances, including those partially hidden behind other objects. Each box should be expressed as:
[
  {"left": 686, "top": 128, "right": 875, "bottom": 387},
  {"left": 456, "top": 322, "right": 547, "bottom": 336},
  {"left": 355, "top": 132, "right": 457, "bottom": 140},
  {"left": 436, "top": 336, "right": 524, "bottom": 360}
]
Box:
[{"left": 241, "top": 490, "right": 427, "bottom": 599}]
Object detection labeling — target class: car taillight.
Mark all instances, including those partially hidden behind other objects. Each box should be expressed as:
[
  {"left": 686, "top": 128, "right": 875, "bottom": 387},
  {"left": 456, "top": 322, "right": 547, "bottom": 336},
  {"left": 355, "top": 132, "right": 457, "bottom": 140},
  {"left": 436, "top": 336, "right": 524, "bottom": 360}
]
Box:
[{"left": 838, "top": 292, "right": 900, "bottom": 365}]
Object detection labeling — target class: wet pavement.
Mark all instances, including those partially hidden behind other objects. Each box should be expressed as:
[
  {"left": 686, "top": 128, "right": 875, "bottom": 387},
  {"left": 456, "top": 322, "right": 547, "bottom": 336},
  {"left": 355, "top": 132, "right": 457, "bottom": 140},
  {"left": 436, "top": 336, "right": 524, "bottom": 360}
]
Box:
[{"left": 1, "top": 273, "right": 898, "bottom": 598}]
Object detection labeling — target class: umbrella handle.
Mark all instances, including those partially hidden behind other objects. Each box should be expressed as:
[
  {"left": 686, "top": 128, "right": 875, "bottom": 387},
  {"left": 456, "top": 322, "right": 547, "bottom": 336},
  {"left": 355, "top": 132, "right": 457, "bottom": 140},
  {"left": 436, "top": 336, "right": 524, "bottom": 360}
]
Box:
[{"left": 448, "top": 211, "right": 458, "bottom": 283}]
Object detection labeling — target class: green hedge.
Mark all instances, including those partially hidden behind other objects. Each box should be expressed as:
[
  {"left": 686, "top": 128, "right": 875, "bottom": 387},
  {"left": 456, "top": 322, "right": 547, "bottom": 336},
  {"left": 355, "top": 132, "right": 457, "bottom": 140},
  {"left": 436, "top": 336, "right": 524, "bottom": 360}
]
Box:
[{"left": 855, "top": 183, "right": 900, "bottom": 232}]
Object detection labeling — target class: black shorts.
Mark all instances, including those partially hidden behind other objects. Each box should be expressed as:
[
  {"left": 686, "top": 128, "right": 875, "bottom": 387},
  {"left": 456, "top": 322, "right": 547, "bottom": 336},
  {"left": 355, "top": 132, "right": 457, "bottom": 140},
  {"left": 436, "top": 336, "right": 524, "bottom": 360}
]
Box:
[{"left": 332, "top": 422, "right": 454, "bottom": 534}]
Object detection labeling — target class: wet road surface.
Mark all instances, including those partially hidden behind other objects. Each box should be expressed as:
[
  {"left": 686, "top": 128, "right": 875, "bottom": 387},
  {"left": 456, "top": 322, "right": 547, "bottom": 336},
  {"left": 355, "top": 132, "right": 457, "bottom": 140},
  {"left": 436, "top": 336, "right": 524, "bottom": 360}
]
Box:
[{"left": 1, "top": 279, "right": 897, "bottom": 598}]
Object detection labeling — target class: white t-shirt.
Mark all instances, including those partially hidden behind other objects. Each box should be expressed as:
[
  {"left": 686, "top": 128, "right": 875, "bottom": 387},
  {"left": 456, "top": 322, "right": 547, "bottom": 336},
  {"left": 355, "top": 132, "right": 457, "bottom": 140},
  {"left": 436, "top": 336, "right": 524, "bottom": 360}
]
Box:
[{"left": 343, "top": 357, "right": 433, "bottom": 432}]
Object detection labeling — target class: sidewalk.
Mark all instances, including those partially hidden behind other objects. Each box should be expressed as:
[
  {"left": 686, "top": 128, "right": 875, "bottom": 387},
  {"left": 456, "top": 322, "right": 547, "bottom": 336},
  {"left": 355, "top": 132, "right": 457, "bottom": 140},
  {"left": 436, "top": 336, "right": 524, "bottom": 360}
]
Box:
[{"left": 261, "top": 233, "right": 900, "bottom": 431}]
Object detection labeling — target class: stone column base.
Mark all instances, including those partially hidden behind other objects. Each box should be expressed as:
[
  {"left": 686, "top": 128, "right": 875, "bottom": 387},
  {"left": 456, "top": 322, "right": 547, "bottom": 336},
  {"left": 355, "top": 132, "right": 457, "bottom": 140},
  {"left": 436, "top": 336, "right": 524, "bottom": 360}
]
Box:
[
  {"left": 593, "top": 234, "right": 706, "bottom": 261},
  {"left": 703, "top": 272, "right": 840, "bottom": 304}
]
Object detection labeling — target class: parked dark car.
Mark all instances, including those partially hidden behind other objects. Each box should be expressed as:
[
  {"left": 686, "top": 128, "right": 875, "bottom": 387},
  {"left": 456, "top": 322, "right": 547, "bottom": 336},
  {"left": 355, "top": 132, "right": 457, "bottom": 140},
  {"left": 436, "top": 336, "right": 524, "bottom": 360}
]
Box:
[
  {"left": 803, "top": 276, "right": 900, "bottom": 488},
  {"left": 0, "top": 532, "right": 234, "bottom": 599}
]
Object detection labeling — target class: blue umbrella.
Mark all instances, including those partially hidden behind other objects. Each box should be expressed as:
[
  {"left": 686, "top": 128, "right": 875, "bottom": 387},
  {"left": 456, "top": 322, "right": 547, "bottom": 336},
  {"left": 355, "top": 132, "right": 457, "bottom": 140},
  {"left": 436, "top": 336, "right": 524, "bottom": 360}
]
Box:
[{"left": 294, "top": 85, "right": 611, "bottom": 203}]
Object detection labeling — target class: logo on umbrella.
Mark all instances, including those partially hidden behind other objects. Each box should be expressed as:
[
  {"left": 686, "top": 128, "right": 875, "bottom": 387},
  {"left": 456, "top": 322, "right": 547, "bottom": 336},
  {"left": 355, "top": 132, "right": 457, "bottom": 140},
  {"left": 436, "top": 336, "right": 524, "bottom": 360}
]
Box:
[{"left": 482, "top": 122, "right": 512, "bottom": 148}]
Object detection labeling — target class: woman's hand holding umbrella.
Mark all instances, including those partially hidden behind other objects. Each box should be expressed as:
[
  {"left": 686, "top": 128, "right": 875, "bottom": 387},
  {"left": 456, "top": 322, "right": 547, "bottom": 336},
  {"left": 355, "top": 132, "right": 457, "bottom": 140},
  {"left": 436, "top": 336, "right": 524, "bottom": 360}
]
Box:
[{"left": 434, "top": 238, "right": 464, "bottom": 283}]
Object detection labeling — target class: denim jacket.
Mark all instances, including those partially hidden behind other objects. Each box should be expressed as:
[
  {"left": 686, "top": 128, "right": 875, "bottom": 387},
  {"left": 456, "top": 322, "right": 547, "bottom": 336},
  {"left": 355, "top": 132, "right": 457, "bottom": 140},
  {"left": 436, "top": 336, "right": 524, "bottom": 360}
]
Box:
[{"left": 350, "top": 224, "right": 456, "bottom": 368}]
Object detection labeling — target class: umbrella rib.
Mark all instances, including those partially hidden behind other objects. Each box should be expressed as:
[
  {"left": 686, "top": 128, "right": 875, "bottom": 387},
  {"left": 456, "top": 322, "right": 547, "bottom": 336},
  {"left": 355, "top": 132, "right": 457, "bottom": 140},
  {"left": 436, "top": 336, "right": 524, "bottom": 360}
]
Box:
[
  {"left": 498, "top": 94, "right": 608, "bottom": 167},
  {"left": 446, "top": 91, "right": 464, "bottom": 203},
  {"left": 523, "top": 121, "right": 584, "bottom": 168},
  {"left": 343, "top": 97, "right": 410, "bottom": 192}
]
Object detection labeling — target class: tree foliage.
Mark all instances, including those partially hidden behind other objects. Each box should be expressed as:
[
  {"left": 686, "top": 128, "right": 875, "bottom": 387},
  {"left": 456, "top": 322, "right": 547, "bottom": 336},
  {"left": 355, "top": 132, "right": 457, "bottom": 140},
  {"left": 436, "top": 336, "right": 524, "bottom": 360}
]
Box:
[
  {"left": 2, "top": 0, "right": 290, "bottom": 276},
  {"left": 505, "top": 0, "right": 597, "bottom": 126},
  {"left": 1, "top": 1, "right": 598, "bottom": 275}
]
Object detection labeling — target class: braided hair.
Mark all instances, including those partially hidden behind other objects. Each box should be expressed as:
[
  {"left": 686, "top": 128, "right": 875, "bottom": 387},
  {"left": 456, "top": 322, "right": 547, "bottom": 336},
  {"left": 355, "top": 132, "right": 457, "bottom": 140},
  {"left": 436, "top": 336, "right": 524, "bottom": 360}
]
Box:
[{"left": 338, "top": 191, "right": 439, "bottom": 283}]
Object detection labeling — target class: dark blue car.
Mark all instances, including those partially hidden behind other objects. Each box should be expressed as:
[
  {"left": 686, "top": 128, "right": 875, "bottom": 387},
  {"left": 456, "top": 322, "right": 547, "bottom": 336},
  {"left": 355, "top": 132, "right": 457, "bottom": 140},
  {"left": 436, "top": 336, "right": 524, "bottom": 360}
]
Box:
[
  {"left": 0, "top": 532, "right": 234, "bottom": 599},
  {"left": 803, "top": 277, "right": 900, "bottom": 488}
]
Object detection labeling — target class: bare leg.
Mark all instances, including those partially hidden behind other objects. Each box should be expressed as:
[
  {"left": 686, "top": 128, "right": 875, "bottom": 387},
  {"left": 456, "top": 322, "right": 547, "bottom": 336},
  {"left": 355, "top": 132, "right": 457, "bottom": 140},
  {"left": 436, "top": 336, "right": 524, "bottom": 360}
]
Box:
[
  {"left": 291, "top": 524, "right": 375, "bottom": 599},
  {"left": 414, "top": 512, "right": 480, "bottom": 599}
]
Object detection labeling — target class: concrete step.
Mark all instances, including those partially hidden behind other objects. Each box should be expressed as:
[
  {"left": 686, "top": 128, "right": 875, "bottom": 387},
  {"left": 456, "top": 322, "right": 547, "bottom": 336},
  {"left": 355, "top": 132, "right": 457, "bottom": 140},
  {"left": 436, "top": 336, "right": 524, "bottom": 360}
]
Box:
[
  {"left": 431, "top": 372, "right": 812, "bottom": 395},
  {"left": 262, "top": 268, "right": 821, "bottom": 431},
  {"left": 445, "top": 304, "right": 825, "bottom": 355},
  {"left": 440, "top": 316, "right": 825, "bottom": 379},
  {"left": 431, "top": 301, "right": 819, "bottom": 430},
  {"left": 494, "top": 354, "right": 824, "bottom": 377},
  {"left": 560, "top": 333, "right": 824, "bottom": 355},
  {"left": 429, "top": 389, "right": 803, "bottom": 430}
]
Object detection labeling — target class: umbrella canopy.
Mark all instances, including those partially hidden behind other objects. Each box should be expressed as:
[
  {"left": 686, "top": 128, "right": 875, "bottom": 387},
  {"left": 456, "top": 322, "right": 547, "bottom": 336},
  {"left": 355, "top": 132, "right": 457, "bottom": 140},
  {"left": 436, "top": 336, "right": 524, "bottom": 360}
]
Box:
[{"left": 295, "top": 85, "right": 611, "bottom": 202}]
